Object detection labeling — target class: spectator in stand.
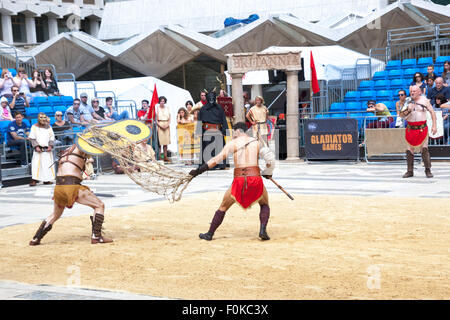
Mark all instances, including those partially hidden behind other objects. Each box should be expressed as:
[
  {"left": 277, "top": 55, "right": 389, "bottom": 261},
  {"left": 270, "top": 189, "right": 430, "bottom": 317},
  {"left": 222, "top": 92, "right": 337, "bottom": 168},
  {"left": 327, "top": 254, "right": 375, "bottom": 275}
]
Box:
[
  {"left": 0, "top": 69, "right": 19, "bottom": 97},
  {"left": 7, "top": 111, "right": 30, "bottom": 166},
  {"left": 409, "top": 72, "right": 426, "bottom": 96},
  {"left": 7, "top": 86, "right": 30, "bottom": 117},
  {"left": 42, "top": 68, "right": 60, "bottom": 96},
  {"left": 426, "top": 65, "right": 437, "bottom": 83},
  {"left": 442, "top": 61, "right": 450, "bottom": 86},
  {"left": 29, "top": 69, "right": 47, "bottom": 98},
  {"left": 52, "top": 111, "right": 73, "bottom": 146},
  {"left": 78, "top": 93, "right": 100, "bottom": 124},
  {"left": 156, "top": 96, "right": 171, "bottom": 163},
  {"left": 191, "top": 104, "right": 201, "bottom": 122},
  {"left": 218, "top": 89, "right": 228, "bottom": 98},
  {"left": 427, "top": 77, "right": 450, "bottom": 106},
  {"left": 395, "top": 90, "right": 407, "bottom": 128},
  {"left": 194, "top": 91, "right": 207, "bottom": 110},
  {"left": 1, "top": 96, "right": 13, "bottom": 121},
  {"left": 64, "top": 98, "right": 89, "bottom": 126},
  {"left": 177, "top": 107, "right": 190, "bottom": 124},
  {"left": 425, "top": 76, "right": 435, "bottom": 97},
  {"left": 137, "top": 99, "right": 152, "bottom": 125},
  {"left": 14, "top": 68, "right": 34, "bottom": 101},
  {"left": 104, "top": 96, "right": 129, "bottom": 121},
  {"left": 28, "top": 112, "right": 55, "bottom": 186},
  {"left": 366, "top": 99, "right": 393, "bottom": 128},
  {"left": 185, "top": 100, "right": 194, "bottom": 122},
  {"left": 91, "top": 98, "right": 111, "bottom": 122},
  {"left": 437, "top": 94, "right": 450, "bottom": 144}
]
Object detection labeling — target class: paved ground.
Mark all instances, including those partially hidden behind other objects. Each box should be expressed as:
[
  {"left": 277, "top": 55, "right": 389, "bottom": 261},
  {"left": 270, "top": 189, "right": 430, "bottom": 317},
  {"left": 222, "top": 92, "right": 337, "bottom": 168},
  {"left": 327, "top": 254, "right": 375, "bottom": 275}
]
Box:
[{"left": 1, "top": 159, "right": 449, "bottom": 299}]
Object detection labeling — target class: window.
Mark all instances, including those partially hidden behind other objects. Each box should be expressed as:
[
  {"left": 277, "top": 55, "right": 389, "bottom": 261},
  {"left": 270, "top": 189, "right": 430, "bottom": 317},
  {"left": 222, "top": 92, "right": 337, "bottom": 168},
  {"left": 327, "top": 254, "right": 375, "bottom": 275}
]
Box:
[
  {"left": 35, "top": 16, "right": 49, "bottom": 43},
  {"left": 11, "top": 14, "right": 26, "bottom": 43},
  {"left": 83, "top": 0, "right": 95, "bottom": 4}
]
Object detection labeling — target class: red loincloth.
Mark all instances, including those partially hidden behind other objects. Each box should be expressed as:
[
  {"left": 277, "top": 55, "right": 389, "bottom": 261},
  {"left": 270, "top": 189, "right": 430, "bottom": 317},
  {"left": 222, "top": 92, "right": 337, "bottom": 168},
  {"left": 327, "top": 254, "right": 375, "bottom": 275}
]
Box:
[
  {"left": 405, "top": 121, "right": 428, "bottom": 147},
  {"left": 230, "top": 176, "right": 264, "bottom": 209}
]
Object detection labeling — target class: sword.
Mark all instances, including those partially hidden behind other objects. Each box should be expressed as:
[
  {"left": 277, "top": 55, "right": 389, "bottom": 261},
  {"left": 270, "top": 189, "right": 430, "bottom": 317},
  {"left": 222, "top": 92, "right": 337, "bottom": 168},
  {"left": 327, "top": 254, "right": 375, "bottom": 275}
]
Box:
[{"left": 268, "top": 177, "right": 294, "bottom": 200}]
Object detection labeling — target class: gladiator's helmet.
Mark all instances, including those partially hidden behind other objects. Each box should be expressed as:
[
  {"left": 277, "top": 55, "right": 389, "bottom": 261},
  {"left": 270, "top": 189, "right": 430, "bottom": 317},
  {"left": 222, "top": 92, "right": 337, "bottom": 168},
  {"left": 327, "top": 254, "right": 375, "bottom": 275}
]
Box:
[{"left": 206, "top": 91, "right": 217, "bottom": 105}]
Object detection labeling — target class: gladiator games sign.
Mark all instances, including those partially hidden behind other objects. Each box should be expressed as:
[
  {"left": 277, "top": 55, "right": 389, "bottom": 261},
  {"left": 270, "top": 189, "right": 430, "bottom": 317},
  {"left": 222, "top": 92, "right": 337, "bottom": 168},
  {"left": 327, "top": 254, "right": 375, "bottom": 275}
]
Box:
[{"left": 304, "top": 118, "right": 359, "bottom": 160}]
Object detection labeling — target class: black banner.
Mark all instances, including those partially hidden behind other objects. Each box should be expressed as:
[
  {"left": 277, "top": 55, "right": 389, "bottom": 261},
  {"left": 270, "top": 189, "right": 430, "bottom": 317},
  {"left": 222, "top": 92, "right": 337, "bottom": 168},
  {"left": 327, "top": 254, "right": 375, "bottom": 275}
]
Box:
[{"left": 304, "top": 119, "right": 359, "bottom": 160}]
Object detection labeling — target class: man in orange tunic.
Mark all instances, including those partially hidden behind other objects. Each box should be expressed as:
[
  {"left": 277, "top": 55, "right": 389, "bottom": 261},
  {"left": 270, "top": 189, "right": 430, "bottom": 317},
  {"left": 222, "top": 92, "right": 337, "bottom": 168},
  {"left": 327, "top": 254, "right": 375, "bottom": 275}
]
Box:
[{"left": 189, "top": 122, "right": 275, "bottom": 241}]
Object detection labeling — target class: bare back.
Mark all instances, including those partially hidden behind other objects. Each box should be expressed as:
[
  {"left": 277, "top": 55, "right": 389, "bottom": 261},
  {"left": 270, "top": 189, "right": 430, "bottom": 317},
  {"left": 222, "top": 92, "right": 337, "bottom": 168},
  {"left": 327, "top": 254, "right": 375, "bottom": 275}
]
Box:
[
  {"left": 57, "top": 145, "right": 86, "bottom": 179},
  {"left": 232, "top": 135, "right": 259, "bottom": 168}
]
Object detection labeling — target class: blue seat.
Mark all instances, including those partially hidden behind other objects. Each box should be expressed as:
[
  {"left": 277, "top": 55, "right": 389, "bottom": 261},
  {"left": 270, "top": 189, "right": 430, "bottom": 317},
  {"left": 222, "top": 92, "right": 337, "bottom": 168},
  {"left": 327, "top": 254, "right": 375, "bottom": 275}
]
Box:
[
  {"left": 380, "top": 101, "right": 395, "bottom": 111},
  {"left": 374, "top": 80, "right": 390, "bottom": 90},
  {"left": 344, "top": 91, "right": 360, "bottom": 102},
  {"left": 31, "top": 118, "right": 38, "bottom": 126},
  {"left": 421, "top": 67, "right": 429, "bottom": 76},
  {"left": 38, "top": 106, "right": 54, "bottom": 115},
  {"left": 8, "top": 68, "right": 17, "bottom": 77},
  {"left": 61, "top": 96, "right": 74, "bottom": 105},
  {"left": 403, "top": 68, "right": 417, "bottom": 80},
  {"left": 435, "top": 66, "right": 444, "bottom": 76},
  {"left": 385, "top": 60, "right": 401, "bottom": 71},
  {"left": 372, "top": 71, "right": 388, "bottom": 81},
  {"left": 417, "top": 57, "right": 433, "bottom": 68},
  {"left": 358, "top": 80, "right": 374, "bottom": 91},
  {"left": 401, "top": 58, "right": 416, "bottom": 69},
  {"left": 329, "top": 102, "right": 345, "bottom": 112},
  {"left": 390, "top": 79, "right": 405, "bottom": 90},
  {"left": 345, "top": 102, "right": 362, "bottom": 111},
  {"left": 48, "top": 96, "right": 62, "bottom": 105},
  {"left": 49, "top": 117, "right": 55, "bottom": 125},
  {"left": 435, "top": 56, "right": 450, "bottom": 68},
  {"left": 330, "top": 113, "right": 347, "bottom": 118},
  {"left": 26, "top": 107, "right": 39, "bottom": 118},
  {"left": 376, "top": 90, "right": 392, "bottom": 101},
  {"left": 360, "top": 90, "right": 376, "bottom": 101},
  {"left": 0, "top": 120, "right": 11, "bottom": 134},
  {"left": 387, "top": 69, "right": 403, "bottom": 79},
  {"left": 349, "top": 112, "right": 365, "bottom": 128},
  {"left": 53, "top": 105, "right": 67, "bottom": 114}
]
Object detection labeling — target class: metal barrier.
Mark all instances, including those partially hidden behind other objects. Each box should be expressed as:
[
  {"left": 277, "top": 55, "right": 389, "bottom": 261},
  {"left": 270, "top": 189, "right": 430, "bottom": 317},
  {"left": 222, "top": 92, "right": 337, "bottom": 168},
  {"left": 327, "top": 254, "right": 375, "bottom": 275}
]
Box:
[
  {"left": 75, "top": 81, "right": 96, "bottom": 100},
  {"left": 117, "top": 99, "right": 138, "bottom": 119},
  {"left": 56, "top": 73, "right": 76, "bottom": 98}
]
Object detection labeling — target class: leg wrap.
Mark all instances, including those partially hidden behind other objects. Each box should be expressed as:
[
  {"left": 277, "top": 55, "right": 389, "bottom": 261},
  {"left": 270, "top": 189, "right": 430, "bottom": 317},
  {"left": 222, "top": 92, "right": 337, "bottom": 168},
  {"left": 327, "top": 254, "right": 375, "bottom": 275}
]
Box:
[
  {"left": 403, "top": 150, "right": 414, "bottom": 178},
  {"left": 30, "top": 220, "right": 52, "bottom": 245},
  {"left": 422, "top": 147, "right": 431, "bottom": 169},
  {"left": 91, "top": 214, "right": 104, "bottom": 238},
  {"left": 259, "top": 204, "right": 270, "bottom": 227},
  {"left": 208, "top": 210, "right": 225, "bottom": 234}
]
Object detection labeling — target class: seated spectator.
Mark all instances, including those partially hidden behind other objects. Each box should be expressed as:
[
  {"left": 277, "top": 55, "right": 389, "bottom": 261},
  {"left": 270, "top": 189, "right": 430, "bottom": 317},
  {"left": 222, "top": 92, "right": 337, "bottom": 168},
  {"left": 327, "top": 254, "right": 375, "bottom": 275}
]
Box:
[
  {"left": 426, "top": 65, "right": 437, "bottom": 82},
  {"left": 366, "top": 100, "right": 393, "bottom": 129},
  {"left": 52, "top": 111, "right": 74, "bottom": 146},
  {"left": 395, "top": 90, "right": 407, "bottom": 128},
  {"left": 14, "top": 67, "right": 34, "bottom": 100},
  {"left": 112, "top": 158, "right": 125, "bottom": 174},
  {"left": 177, "top": 107, "right": 190, "bottom": 124},
  {"left": 7, "top": 111, "right": 30, "bottom": 166},
  {"left": 29, "top": 69, "right": 47, "bottom": 98},
  {"left": 442, "top": 61, "right": 450, "bottom": 87},
  {"left": 137, "top": 99, "right": 153, "bottom": 125},
  {"left": 6, "top": 86, "right": 30, "bottom": 117},
  {"left": 104, "top": 96, "right": 129, "bottom": 121},
  {"left": 1, "top": 96, "right": 13, "bottom": 121},
  {"left": 0, "top": 69, "right": 18, "bottom": 97},
  {"left": 185, "top": 100, "right": 194, "bottom": 122},
  {"left": 427, "top": 77, "right": 450, "bottom": 106},
  {"left": 42, "top": 68, "right": 60, "bottom": 96},
  {"left": 425, "top": 76, "right": 435, "bottom": 97},
  {"left": 409, "top": 72, "right": 426, "bottom": 96},
  {"left": 92, "top": 98, "right": 112, "bottom": 122},
  {"left": 436, "top": 94, "right": 450, "bottom": 143},
  {"left": 64, "top": 98, "right": 89, "bottom": 126}
]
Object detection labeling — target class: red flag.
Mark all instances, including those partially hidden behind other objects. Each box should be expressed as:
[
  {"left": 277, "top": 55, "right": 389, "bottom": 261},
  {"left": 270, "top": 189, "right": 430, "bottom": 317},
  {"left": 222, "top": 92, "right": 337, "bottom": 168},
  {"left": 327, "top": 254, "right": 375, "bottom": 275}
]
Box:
[
  {"left": 149, "top": 83, "right": 159, "bottom": 120},
  {"left": 310, "top": 51, "right": 320, "bottom": 94}
]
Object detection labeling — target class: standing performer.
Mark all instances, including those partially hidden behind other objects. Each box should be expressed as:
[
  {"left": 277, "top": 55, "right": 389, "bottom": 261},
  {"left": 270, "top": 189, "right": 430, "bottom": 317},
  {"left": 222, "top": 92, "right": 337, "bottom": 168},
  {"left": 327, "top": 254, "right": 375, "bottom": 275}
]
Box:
[
  {"left": 28, "top": 112, "right": 56, "bottom": 186},
  {"left": 29, "top": 144, "right": 113, "bottom": 245},
  {"left": 198, "top": 91, "right": 229, "bottom": 170},
  {"left": 399, "top": 85, "right": 437, "bottom": 178},
  {"left": 246, "top": 95, "right": 269, "bottom": 144},
  {"left": 156, "top": 96, "right": 171, "bottom": 163},
  {"left": 189, "top": 122, "right": 276, "bottom": 241}
]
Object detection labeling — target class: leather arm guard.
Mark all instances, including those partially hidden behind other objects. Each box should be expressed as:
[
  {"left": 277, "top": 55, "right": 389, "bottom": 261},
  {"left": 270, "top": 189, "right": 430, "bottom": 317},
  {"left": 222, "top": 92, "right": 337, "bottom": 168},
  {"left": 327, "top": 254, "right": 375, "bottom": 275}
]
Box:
[
  {"left": 189, "top": 163, "right": 209, "bottom": 177},
  {"left": 259, "top": 146, "right": 275, "bottom": 178}
]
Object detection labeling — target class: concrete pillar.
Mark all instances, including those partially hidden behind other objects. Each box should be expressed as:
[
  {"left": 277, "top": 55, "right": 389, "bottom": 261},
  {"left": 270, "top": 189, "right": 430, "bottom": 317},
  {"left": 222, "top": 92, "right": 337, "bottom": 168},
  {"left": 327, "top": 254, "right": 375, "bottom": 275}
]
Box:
[
  {"left": 25, "top": 16, "right": 37, "bottom": 44},
  {"left": 89, "top": 18, "right": 100, "bottom": 37},
  {"left": 48, "top": 17, "right": 59, "bottom": 39},
  {"left": 251, "top": 84, "right": 263, "bottom": 101},
  {"left": 285, "top": 70, "right": 300, "bottom": 160},
  {"left": 231, "top": 73, "right": 245, "bottom": 124},
  {"left": 1, "top": 14, "right": 13, "bottom": 45}
]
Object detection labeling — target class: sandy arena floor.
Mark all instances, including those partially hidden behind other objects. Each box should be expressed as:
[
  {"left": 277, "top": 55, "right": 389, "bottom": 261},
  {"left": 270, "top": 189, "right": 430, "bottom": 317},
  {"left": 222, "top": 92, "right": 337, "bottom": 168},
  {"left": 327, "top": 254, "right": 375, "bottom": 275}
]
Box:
[{"left": 0, "top": 192, "right": 449, "bottom": 300}]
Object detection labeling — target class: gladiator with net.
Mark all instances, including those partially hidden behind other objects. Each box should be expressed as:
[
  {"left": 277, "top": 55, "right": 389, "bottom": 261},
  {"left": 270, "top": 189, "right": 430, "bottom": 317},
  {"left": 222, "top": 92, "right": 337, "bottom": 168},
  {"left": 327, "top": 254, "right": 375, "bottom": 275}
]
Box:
[{"left": 189, "top": 122, "right": 276, "bottom": 241}]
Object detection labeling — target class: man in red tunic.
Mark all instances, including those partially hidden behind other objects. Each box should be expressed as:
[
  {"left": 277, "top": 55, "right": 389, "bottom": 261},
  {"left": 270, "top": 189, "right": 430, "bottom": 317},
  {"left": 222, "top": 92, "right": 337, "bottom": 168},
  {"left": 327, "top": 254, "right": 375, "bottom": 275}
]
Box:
[
  {"left": 399, "top": 85, "right": 437, "bottom": 178},
  {"left": 189, "top": 122, "right": 275, "bottom": 241}
]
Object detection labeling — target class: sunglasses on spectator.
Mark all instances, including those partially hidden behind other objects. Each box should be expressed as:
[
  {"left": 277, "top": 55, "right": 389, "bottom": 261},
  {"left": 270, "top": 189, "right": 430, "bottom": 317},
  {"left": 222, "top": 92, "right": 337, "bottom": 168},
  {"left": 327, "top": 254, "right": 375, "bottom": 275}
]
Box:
[
  {"left": 12, "top": 89, "right": 19, "bottom": 92},
  {"left": 73, "top": 102, "right": 80, "bottom": 105},
  {"left": 399, "top": 94, "right": 405, "bottom": 96},
  {"left": 56, "top": 114, "right": 62, "bottom": 116},
  {"left": 93, "top": 100, "right": 99, "bottom": 103}
]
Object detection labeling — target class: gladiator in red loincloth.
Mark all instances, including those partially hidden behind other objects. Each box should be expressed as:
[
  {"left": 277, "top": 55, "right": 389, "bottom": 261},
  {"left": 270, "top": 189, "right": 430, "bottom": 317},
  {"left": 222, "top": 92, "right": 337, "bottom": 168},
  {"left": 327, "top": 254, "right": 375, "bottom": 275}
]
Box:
[
  {"left": 405, "top": 121, "right": 428, "bottom": 147},
  {"left": 230, "top": 166, "right": 264, "bottom": 209}
]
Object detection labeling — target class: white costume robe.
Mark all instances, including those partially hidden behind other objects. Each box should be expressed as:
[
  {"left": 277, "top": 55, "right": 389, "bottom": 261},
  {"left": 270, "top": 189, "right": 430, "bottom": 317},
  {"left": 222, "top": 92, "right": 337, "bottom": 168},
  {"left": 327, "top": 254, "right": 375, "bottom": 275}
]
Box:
[{"left": 29, "top": 125, "right": 56, "bottom": 182}]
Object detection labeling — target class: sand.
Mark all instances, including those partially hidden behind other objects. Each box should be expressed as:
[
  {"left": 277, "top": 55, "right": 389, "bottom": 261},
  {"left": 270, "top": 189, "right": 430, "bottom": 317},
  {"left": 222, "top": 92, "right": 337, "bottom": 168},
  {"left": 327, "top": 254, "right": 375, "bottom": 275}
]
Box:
[{"left": 0, "top": 193, "right": 449, "bottom": 300}]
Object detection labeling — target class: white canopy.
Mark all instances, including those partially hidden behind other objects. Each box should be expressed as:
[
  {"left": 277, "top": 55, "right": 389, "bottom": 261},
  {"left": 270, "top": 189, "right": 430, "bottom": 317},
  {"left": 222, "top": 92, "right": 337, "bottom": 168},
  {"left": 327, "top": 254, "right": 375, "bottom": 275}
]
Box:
[
  {"left": 261, "top": 45, "right": 385, "bottom": 81},
  {"left": 59, "top": 76, "right": 193, "bottom": 153}
]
